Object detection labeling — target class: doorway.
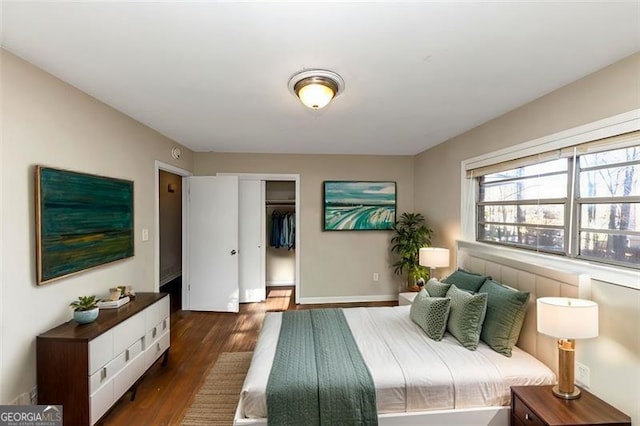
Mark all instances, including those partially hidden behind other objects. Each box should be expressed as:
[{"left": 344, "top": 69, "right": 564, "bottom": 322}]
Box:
[
  {"left": 154, "top": 161, "right": 192, "bottom": 311},
  {"left": 158, "top": 169, "right": 183, "bottom": 312},
  {"left": 218, "top": 173, "right": 301, "bottom": 304}
]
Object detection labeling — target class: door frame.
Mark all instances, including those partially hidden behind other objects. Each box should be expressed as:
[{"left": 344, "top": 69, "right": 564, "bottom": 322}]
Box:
[
  {"left": 218, "top": 173, "right": 301, "bottom": 304},
  {"left": 154, "top": 161, "right": 192, "bottom": 309}
]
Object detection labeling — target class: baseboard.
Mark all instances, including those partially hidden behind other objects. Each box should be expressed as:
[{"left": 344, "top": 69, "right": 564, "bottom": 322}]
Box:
[{"left": 298, "top": 294, "right": 398, "bottom": 305}]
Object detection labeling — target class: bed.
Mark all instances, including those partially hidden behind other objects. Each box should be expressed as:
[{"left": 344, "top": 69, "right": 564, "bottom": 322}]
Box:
[
  {"left": 236, "top": 305, "right": 555, "bottom": 425},
  {"left": 233, "top": 246, "right": 584, "bottom": 425}
]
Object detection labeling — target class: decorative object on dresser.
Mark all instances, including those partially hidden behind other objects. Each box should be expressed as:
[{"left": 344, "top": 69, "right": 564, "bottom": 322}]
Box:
[
  {"left": 419, "top": 247, "right": 450, "bottom": 280},
  {"left": 511, "top": 385, "right": 630, "bottom": 426},
  {"left": 37, "top": 293, "right": 170, "bottom": 425},
  {"left": 69, "top": 295, "right": 99, "bottom": 324},
  {"left": 536, "top": 297, "right": 599, "bottom": 399},
  {"left": 97, "top": 296, "right": 130, "bottom": 309}
]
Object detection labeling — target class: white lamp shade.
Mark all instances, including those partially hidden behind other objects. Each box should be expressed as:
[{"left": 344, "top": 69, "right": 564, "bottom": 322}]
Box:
[
  {"left": 419, "top": 248, "right": 450, "bottom": 268},
  {"left": 537, "top": 297, "right": 599, "bottom": 339}
]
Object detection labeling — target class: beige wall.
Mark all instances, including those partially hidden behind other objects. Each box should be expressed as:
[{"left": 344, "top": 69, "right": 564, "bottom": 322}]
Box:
[
  {"left": 194, "top": 153, "right": 414, "bottom": 300},
  {"left": 413, "top": 52, "right": 640, "bottom": 257},
  {"left": 413, "top": 52, "right": 640, "bottom": 423},
  {"left": 0, "top": 50, "right": 194, "bottom": 403}
]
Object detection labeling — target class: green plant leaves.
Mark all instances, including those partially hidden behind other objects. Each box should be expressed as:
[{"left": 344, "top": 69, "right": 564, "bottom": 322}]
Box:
[
  {"left": 390, "top": 212, "right": 433, "bottom": 282},
  {"left": 69, "top": 295, "right": 98, "bottom": 312}
]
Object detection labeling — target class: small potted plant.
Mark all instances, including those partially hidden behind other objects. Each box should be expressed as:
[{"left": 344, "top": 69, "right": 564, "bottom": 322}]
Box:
[{"left": 69, "top": 296, "right": 99, "bottom": 324}]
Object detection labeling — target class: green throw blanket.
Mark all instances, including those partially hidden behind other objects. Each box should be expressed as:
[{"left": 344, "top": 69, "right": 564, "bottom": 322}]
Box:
[{"left": 266, "top": 309, "right": 378, "bottom": 426}]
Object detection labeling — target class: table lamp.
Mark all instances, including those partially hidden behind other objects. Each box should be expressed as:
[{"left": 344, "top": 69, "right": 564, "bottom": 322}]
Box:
[
  {"left": 419, "top": 247, "right": 450, "bottom": 279},
  {"left": 537, "top": 297, "right": 599, "bottom": 399}
]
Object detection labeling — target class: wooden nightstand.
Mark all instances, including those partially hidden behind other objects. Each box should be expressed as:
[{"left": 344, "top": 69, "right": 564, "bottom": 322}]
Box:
[{"left": 511, "top": 385, "right": 631, "bottom": 426}]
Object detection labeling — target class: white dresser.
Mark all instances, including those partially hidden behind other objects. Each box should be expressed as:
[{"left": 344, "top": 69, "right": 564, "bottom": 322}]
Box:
[{"left": 37, "top": 293, "right": 170, "bottom": 425}]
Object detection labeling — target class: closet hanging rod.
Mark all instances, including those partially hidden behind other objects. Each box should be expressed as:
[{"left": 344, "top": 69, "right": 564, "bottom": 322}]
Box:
[{"left": 266, "top": 200, "right": 295, "bottom": 206}]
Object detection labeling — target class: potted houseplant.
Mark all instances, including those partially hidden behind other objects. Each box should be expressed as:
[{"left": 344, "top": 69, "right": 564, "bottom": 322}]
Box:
[
  {"left": 390, "top": 212, "right": 432, "bottom": 290},
  {"left": 69, "top": 295, "right": 99, "bottom": 324}
]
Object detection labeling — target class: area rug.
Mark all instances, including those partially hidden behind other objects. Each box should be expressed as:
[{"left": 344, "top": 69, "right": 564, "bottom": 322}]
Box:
[{"left": 181, "top": 352, "right": 253, "bottom": 425}]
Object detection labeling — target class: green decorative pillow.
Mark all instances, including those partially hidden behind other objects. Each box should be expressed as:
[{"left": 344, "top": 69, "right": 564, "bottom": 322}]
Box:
[
  {"left": 443, "top": 268, "right": 490, "bottom": 292},
  {"left": 446, "top": 284, "right": 488, "bottom": 350},
  {"left": 410, "top": 289, "right": 430, "bottom": 326},
  {"left": 425, "top": 278, "right": 451, "bottom": 298},
  {"left": 479, "top": 279, "right": 530, "bottom": 357},
  {"left": 410, "top": 289, "right": 452, "bottom": 341}
]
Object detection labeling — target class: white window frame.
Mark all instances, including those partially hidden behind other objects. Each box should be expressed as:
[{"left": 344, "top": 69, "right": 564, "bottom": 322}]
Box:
[{"left": 460, "top": 109, "right": 640, "bottom": 291}]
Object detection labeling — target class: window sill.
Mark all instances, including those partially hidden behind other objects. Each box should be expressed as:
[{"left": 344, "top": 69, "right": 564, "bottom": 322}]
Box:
[{"left": 456, "top": 240, "right": 639, "bottom": 291}]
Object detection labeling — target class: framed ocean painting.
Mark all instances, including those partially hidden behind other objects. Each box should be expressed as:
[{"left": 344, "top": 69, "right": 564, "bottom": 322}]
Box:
[
  {"left": 35, "top": 166, "right": 134, "bottom": 284},
  {"left": 323, "top": 181, "right": 396, "bottom": 231}
]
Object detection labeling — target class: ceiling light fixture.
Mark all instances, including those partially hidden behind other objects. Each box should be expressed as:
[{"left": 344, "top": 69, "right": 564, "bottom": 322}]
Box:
[{"left": 288, "top": 69, "right": 345, "bottom": 110}]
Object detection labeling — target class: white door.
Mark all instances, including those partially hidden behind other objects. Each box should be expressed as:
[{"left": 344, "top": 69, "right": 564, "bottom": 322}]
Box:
[
  {"left": 187, "top": 175, "right": 239, "bottom": 312},
  {"left": 239, "top": 180, "right": 265, "bottom": 303}
]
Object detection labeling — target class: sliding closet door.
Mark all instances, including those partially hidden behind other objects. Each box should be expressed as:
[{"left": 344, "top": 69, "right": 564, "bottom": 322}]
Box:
[
  {"left": 187, "top": 176, "right": 239, "bottom": 312},
  {"left": 238, "top": 180, "right": 265, "bottom": 303}
]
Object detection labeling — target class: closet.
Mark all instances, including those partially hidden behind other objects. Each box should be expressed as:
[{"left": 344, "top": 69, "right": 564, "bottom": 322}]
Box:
[
  {"left": 186, "top": 174, "right": 299, "bottom": 310},
  {"left": 265, "top": 181, "right": 296, "bottom": 287}
]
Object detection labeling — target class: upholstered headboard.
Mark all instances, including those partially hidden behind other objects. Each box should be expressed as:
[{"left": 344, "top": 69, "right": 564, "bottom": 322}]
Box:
[{"left": 457, "top": 243, "right": 591, "bottom": 375}]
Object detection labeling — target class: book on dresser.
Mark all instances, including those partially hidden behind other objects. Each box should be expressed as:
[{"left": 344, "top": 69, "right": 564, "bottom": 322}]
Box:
[
  {"left": 97, "top": 296, "right": 130, "bottom": 309},
  {"left": 36, "top": 292, "right": 171, "bottom": 426}
]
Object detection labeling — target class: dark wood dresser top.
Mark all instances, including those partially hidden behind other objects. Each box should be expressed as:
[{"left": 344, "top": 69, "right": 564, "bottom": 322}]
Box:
[{"left": 38, "top": 292, "right": 168, "bottom": 341}]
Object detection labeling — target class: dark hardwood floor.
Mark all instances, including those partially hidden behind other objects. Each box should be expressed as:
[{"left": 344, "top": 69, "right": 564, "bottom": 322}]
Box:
[{"left": 100, "top": 287, "right": 395, "bottom": 425}]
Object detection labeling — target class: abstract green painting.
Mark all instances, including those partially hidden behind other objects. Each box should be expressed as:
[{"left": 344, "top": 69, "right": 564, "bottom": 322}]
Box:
[
  {"left": 36, "top": 166, "right": 134, "bottom": 284},
  {"left": 323, "top": 181, "right": 396, "bottom": 231}
]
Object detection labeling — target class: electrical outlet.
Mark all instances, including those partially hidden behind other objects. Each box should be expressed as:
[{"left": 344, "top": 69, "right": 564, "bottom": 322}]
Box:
[
  {"left": 576, "top": 362, "right": 590, "bottom": 388},
  {"left": 372, "top": 272, "right": 379, "bottom": 282}
]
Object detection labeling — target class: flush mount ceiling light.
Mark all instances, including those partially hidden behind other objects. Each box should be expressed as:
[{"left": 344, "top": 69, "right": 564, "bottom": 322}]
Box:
[{"left": 288, "top": 69, "right": 345, "bottom": 110}]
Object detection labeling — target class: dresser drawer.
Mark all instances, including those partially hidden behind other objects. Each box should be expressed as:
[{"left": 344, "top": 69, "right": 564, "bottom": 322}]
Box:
[
  {"left": 89, "top": 378, "right": 113, "bottom": 425},
  {"left": 113, "top": 348, "right": 146, "bottom": 399},
  {"left": 513, "top": 395, "right": 545, "bottom": 426},
  {"left": 145, "top": 316, "right": 170, "bottom": 347},
  {"left": 145, "top": 296, "right": 170, "bottom": 332},
  {"left": 145, "top": 329, "right": 170, "bottom": 369},
  {"left": 88, "top": 330, "right": 113, "bottom": 375},
  {"left": 113, "top": 311, "right": 145, "bottom": 356},
  {"left": 89, "top": 348, "right": 124, "bottom": 394}
]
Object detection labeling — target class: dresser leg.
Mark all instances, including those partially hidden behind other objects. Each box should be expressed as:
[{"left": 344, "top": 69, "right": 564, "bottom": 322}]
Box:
[
  {"left": 130, "top": 381, "right": 139, "bottom": 401},
  {"left": 162, "top": 349, "right": 170, "bottom": 367}
]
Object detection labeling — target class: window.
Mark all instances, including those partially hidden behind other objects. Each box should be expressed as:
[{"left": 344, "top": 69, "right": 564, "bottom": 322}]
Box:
[
  {"left": 577, "top": 146, "right": 640, "bottom": 266},
  {"left": 478, "top": 158, "right": 568, "bottom": 254},
  {"left": 474, "top": 133, "right": 640, "bottom": 269}
]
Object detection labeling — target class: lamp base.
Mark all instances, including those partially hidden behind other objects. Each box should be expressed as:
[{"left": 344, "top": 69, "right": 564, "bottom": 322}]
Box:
[{"left": 552, "top": 385, "right": 581, "bottom": 400}]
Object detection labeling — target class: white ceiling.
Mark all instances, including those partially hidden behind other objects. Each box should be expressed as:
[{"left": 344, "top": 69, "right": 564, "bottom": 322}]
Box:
[{"left": 2, "top": 1, "right": 639, "bottom": 155}]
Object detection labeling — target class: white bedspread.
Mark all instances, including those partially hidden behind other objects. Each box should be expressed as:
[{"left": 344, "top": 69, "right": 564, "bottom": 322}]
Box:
[{"left": 239, "top": 306, "right": 555, "bottom": 419}]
